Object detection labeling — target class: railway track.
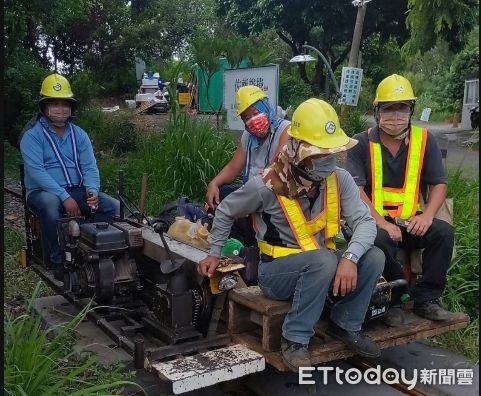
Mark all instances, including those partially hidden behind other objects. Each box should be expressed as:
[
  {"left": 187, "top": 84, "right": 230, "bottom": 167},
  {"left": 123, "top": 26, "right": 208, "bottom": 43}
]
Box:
[
  {"left": 3, "top": 185, "right": 472, "bottom": 396},
  {"left": 4, "top": 185, "right": 23, "bottom": 200}
]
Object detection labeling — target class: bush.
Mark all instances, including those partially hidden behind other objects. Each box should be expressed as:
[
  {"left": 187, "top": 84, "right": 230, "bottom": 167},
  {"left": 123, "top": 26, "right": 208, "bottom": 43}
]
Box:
[
  {"left": 4, "top": 52, "right": 49, "bottom": 147},
  {"left": 99, "top": 113, "right": 236, "bottom": 214},
  {"left": 412, "top": 92, "right": 461, "bottom": 122},
  {"left": 444, "top": 171, "right": 479, "bottom": 319},
  {"left": 93, "top": 66, "right": 138, "bottom": 97},
  {"left": 4, "top": 282, "right": 144, "bottom": 395},
  {"left": 337, "top": 107, "right": 369, "bottom": 137},
  {"left": 70, "top": 72, "right": 101, "bottom": 109},
  {"left": 437, "top": 171, "right": 479, "bottom": 362},
  {"left": 75, "top": 108, "right": 139, "bottom": 156},
  {"left": 445, "top": 47, "right": 479, "bottom": 104},
  {"left": 356, "top": 75, "right": 376, "bottom": 114},
  {"left": 279, "top": 71, "right": 315, "bottom": 115}
]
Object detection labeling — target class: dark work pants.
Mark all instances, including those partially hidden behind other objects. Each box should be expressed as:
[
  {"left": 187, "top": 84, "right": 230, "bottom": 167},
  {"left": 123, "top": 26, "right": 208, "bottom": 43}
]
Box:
[
  {"left": 374, "top": 218, "right": 454, "bottom": 304},
  {"left": 218, "top": 184, "right": 257, "bottom": 247}
]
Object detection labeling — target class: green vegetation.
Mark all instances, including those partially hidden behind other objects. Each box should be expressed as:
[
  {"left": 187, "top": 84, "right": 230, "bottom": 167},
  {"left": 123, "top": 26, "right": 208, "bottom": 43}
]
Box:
[
  {"left": 436, "top": 171, "right": 479, "bottom": 362},
  {"left": 99, "top": 113, "right": 236, "bottom": 214},
  {"left": 338, "top": 108, "right": 369, "bottom": 137},
  {"left": 75, "top": 108, "right": 140, "bottom": 156},
  {"left": 3, "top": 228, "right": 144, "bottom": 394},
  {"left": 4, "top": 283, "right": 143, "bottom": 395},
  {"left": 4, "top": 227, "right": 54, "bottom": 305},
  {"left": 4, "top": 141, "right": 22, "bottom": 180},
  {"left": 3, "top": 0, "right": 479, "bottom": 376}
]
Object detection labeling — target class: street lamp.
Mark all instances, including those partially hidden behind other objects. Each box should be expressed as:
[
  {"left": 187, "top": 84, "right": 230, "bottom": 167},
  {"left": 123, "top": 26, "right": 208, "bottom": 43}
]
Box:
[{"left": 289, "top": 44, "right": 340, "bottom": 98}]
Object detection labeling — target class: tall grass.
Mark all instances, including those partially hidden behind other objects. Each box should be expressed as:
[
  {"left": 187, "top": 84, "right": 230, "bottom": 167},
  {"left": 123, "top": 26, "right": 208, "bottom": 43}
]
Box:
[
  {"left": 99, "top": 112, "right": 236, "bottom": 214},
  {"left": 4, "top": 227, "right": 54, "bottom": 305},
  {"left": 4, "top": 282, "right": 144, "bottom": 395},
  {"left": 437, "top": 170, "right": 479, "bottom": 362}
]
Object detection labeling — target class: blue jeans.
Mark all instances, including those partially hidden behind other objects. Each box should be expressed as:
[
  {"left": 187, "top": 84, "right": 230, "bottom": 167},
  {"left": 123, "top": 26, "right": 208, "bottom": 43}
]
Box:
[
  {"left": 27, "top": 187, "right": 120, "bottom": 264},
  {"left": 257, "top": 247, "right": 384, "bottom": 345}
]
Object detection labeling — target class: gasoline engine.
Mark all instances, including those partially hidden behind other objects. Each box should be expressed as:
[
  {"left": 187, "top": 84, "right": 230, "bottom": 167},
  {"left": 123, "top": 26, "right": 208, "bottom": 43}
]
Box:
[{"left": 55, "top": 217, "right": 218, "bottom": 344}]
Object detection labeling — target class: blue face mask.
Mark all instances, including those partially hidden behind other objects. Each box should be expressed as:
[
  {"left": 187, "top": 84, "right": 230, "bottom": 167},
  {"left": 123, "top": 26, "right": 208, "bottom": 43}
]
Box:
[{"left": 296, "top": 155, "right": 336, "bottom": 182}]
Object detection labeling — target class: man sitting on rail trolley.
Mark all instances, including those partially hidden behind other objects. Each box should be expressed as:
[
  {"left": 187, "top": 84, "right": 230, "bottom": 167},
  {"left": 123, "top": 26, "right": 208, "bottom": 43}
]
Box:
[
  {"left": 198, "top": 99, "right": 385, "bottom": 372},
  {"left": 19, "top": 73, "right": 119, "bottom": 273}
]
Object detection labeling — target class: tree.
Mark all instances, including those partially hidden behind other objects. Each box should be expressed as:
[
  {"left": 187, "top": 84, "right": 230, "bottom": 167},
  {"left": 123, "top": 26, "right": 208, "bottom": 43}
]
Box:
[
  {"left": 191, "top": 33, "right": 275, "bottom": 125},
  {"left": 404, "top": 0, "right": 479, "bottom": 54},
  {"left": 361, "top": 33, "right": 406, "bottom": 87},
  {"left": 216, "top": 0, "right": 409, "bottom": 95}
]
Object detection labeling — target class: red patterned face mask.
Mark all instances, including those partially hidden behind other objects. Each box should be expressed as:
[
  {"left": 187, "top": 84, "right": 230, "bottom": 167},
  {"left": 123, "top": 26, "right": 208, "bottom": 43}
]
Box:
[{"left": 245, "top": 113, "right": 270, "bottom": 137}]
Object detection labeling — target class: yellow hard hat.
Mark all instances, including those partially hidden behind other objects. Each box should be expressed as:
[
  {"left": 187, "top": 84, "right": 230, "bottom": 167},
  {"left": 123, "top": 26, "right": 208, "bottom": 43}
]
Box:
[
  {"left": 235, "top": 85, "right": 267, "bottom": 116},
  {"left": 373, "top": 74, "right": 416, "bottom": 106},
  {"left": 39, "top": 73, "right": 76, "bottom": 105},
  {"left": 289, "top": 98, "right": 357, "bottom": 154}
]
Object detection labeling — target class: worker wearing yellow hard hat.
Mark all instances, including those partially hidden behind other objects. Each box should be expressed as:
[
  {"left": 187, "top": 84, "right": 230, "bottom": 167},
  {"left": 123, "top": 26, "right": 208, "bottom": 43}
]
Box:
[
  {"left": 19, "top": 73, "right": 119, "bottom": 280},
  {"left": 205, "top": 85, "right": 290, "bottom": 248},
  {"left": 199, "top": 98, "right": 384, "bottom": 371},
  {"left": 347, "top": 74, "right": 456, "bottom": 325}
]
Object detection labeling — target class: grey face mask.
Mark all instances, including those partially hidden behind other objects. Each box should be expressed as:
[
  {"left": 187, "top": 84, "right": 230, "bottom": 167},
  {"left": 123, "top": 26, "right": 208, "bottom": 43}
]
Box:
[{"left": 295, "top": 155, "right": 336, "bottom": 183}]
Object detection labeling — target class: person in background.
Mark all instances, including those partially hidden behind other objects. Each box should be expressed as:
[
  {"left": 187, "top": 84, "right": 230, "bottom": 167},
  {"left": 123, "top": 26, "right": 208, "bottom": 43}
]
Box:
[
  {"left": 205, "top": 85, "right": 290, "bottom": 247},
  {"left": 206, "top": 85, "right": 290, "bottom": 207}
]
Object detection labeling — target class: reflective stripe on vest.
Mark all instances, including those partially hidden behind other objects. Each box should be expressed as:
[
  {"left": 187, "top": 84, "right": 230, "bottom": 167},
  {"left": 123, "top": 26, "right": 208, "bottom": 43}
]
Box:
[
  {"left": 369, "top": 126, "right": 427, "bottom": 220},
  {"left": 42, "top": 125, "right": 83, "bottom": 188},
  {"left": 277, "top": 172, "right": 340, "bottom": 252}
]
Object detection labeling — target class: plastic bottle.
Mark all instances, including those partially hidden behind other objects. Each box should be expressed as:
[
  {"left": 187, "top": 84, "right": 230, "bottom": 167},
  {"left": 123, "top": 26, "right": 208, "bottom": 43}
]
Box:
[
  {"left": 197, "top": 223, "right": 209, "bottom": 240},
  {"left": 167, "top": 217, "right": 210, "bottom": 250},
  {"left": 167, "top": 217, "right": 192, "bottom": 238}
]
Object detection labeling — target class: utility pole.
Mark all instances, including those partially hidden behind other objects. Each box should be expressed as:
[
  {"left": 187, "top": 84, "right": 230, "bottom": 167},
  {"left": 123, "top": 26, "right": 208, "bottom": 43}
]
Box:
[
  {"left": 341, "top": 0, "right": 369, "bottom": 119},
  {"left": 348, "top": 1, "right": 368, "bottom": 68}
]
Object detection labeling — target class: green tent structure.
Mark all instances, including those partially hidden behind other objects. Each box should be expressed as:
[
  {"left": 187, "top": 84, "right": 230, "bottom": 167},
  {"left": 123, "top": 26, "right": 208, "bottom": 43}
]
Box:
[{"left": 192, "top": 57, "right": 250, "bottom": 113}]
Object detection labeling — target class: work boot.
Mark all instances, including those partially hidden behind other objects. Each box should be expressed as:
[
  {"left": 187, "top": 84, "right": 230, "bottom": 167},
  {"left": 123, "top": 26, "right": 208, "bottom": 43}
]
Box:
[
  {"left": 281, "top": 336, "right": 311, "bottom": 372},
  {"left": 326, "top": 321, "right": 381, "bottom": 358},
  {"left": 413, "top": 300, "right": 456, "bottom": 321},
  {"left": 382, "top": 306, "right": 406, "bottom": 327}
]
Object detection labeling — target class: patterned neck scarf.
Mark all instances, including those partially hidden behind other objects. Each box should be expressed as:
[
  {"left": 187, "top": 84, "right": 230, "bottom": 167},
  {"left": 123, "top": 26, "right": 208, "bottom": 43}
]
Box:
[{"left": 262, "top": 138, "right": 332, "bottom": 198}]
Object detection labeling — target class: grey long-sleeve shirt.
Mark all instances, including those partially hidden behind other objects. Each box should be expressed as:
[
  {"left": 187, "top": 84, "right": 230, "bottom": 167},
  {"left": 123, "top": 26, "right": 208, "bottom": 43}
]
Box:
[{"left": 208, "top": 167, "right": 377, "bottom": 260}]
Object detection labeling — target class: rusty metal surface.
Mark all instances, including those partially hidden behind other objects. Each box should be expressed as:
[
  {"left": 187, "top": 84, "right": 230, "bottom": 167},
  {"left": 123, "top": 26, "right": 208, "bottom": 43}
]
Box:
[{"left": 151, "top": 344, "right": 265, "bottom": 394}]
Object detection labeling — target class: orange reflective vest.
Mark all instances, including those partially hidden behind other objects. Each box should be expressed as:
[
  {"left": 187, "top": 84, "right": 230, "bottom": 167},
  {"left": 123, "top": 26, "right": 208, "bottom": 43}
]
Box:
[
  {"left": 257, "top": 172, "right": 340, "bottom": 259},
  {"left": 369, "top": 126, "right": 427, "bottom": 220}
]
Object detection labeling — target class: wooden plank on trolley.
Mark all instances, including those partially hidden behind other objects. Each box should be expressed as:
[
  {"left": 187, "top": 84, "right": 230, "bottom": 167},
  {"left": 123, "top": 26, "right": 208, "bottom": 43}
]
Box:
[
  {"left": 233, "top": 312, "right": 470, "bottom": 371},
  {"left": 229, "top": 286, "right": 291, "bottom": 316}
]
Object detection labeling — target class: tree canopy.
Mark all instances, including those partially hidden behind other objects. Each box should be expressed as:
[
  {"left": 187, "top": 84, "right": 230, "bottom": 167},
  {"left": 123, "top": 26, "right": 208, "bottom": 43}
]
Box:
[
  {"left": 5, "top": 0, "right": 214, "bottom": 74},
  {"left": 404, "top": 0, "right": 479, "bottom": 54},
  {"left": 216, "top": 0, "right": 409, "bottom": 92}
]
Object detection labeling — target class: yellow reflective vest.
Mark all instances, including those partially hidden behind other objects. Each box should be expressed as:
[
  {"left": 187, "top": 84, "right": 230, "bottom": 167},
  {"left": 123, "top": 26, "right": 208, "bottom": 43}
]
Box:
[
  {"left": 369, "top": 126, "right": 427, "bottom": 220},
  {"left": 257, "top": 172, "right": 340, "bottom": 259}
]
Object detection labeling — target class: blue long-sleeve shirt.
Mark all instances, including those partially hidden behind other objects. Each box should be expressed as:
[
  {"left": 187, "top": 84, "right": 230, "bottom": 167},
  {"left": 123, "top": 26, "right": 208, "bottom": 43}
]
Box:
[{"left": 20, "top": 116, "right": 100, "bottom": 201}]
